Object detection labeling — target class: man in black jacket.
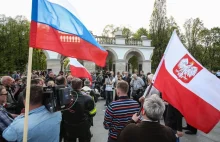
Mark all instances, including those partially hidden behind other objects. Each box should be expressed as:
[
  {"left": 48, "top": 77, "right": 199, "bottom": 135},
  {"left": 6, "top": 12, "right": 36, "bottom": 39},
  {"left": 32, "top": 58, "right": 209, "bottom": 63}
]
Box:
[
  {"left": 165, "top": 104, "right": 184, "bottom": 138},
  {"left": 118, "top": 94, "right": 176, "bottom": 142},
  {"left": 62, "top": 78, "right": 96, "bottom": 142}
]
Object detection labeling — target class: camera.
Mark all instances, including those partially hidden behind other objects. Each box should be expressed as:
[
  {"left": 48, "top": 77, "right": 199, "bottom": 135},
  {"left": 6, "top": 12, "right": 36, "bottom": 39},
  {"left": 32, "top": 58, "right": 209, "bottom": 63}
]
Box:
[
  {"left": 43, "top": 86, "right": 72, "bottom": 112},
  {"left": 104, "top": 72, "right": 111, "bottom": 78}
]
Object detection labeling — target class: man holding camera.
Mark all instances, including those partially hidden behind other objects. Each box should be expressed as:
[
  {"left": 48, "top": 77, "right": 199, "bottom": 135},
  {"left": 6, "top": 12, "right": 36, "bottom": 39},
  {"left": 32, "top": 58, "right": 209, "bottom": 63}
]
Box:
[
  {"left": 3, "top": 85, "right": 62, "bottom": 142},
  {"left": 104, "top": 71, "right": 115, "bottom": 106}
]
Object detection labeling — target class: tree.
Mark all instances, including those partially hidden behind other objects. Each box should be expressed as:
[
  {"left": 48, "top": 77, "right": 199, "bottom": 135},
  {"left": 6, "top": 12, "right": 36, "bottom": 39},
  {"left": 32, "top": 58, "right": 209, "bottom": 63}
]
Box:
[
  {"left": 149, "top": 0, "right": 169, "bottom": 71},
  {"left": 32, "top": 49, "right": 47, "bottom": 70},
  {"left": 183, "top": 18, "right": 204, "bottom": 59},
  {"left": 166, "top": 16, "right": 182, "bottom": 40},
  {"left": 206, "top": 27, "right": 220, "bottom": 70},
  {"left": 183, "top": 18, "right": 220, "bottom": 70},
  {"left": 0, "top": 15, "right": 47, "bottom": 74},
  {"left": 102, "top": 24, "right": 133, "bottom": 38},
  {"left": 102, "top": 24, "right": 120, "bottom": 37},
  {"left": 0, "top": 15, "right": 30, "bottom": 74},
  {"left": 121, "top": 26, "right": 133, "bottom": 38},
  {"left": 60, "top": 55, "right": 67, "bottom": 72},
  {"left": 128, "top": 56, "right": 138, "bottom": 73},
  {"left": 63, "top": 58, "right": 70, "bottom": 71},
  {"left": 133, "top": 27, "right": 149, "bottom": 40}
]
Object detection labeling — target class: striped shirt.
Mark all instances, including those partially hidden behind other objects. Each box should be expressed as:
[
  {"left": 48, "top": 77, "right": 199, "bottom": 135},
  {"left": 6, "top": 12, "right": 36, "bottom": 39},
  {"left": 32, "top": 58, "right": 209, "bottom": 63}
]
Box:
[{"left": 103, "top": 96, "right": 140, "bottom": 140}]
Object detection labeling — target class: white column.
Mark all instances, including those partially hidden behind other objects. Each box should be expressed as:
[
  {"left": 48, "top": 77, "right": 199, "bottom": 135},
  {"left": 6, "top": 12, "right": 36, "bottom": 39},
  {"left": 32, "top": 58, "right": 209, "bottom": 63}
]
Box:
[
  {"left": 115, "top": 60, "right": 126, "bottom": 74},
  {"left": 142, "top": 60, "right": 152, "bottom": 73},
  {"left": 83, "top": 61, "right": 96, "bottom": 73},
  {"left": 141, "top": 36, "right": 152, "bottom": 47},
  {"left": 115, "top": 30, "right": 125, "bottom": 45},
  {"left": 47, "top": 59, "right": 61, "bottom": 75}
]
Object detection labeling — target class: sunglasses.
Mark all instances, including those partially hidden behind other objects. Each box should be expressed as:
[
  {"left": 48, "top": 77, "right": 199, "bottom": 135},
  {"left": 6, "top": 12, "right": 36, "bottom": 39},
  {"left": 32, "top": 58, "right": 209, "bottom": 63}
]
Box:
[{"left": 0, "top": 93, "right": 8, "bottom": 96}]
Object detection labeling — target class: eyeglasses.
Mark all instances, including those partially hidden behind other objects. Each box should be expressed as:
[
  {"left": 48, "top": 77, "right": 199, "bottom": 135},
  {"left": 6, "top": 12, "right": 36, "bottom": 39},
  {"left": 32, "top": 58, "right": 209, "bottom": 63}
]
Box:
[{"left": 0, "top": 93, "right": 8, "bottom": 96}]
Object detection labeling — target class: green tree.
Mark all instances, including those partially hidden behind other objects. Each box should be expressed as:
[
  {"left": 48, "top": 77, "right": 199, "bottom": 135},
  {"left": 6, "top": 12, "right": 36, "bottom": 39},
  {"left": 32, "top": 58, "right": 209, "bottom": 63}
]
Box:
[
  {"left": 206, "top": 27, "right": 220, "bottom": 70},
  {"left": 121, "top": 26, "right": 133, "bottom": 38},
  {"left": 32, "top": 49, "right": 47, "bottom": 70},
  {"left": 0, "top": 15, "right": 30, "bottom": 73},
  {"left": 149, "top": 0, "right": 169, "bottom": 71},
  {"left": 60, "top": 55, "right": 67, "bottom": 72},
  {"left": 0, "top": 15, "right": 47, "bottom": 73},
  {"left": 63, "top": 57, "right": 70, "bottom": 71},
  {"left": 183, "top": 18, "right": 204, "bottom": 59},
  {"left": 102, "top": 24, "right": 133, "bottom": 38},
  {"left": 133, "top": 27, "right": 149, "bottom": 40},
  {"left": 102, "top": 24, "right": 120, "bottom": 37},
  {"left": 128, "top": 56, "right": 138, "bottom": 73}
]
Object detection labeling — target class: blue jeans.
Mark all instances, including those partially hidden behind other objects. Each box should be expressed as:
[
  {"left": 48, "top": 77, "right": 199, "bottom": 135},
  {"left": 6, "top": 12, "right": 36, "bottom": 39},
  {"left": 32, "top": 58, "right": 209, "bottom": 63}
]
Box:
[
  {"left": 106, "top": 91, "right": 113, "bottom": 106},
  {"left": 176, "top": 138, "right": 180, "bottom": 142}
]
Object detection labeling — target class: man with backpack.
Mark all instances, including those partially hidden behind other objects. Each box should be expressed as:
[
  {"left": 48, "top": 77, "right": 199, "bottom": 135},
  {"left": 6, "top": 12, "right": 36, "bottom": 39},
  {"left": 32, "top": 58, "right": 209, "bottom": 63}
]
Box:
[{"left": 82, "top": 79, "right": 99, "bottom": 103}]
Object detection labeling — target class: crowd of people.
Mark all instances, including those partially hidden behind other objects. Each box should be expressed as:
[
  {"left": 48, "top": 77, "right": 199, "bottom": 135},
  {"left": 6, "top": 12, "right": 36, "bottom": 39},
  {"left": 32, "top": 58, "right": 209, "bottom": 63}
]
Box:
[
  {"left": 0, "top": 69, "right": 219, "bottom": 142},
  {"left": 0, "top": 70, "right": 97, "bottom": 142}
]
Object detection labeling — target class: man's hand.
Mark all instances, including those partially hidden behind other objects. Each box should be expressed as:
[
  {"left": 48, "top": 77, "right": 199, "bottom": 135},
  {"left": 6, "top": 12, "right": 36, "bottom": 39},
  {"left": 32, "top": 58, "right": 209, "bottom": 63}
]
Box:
[
  {"left": 132, "top": 113, "right": 140, "bottom": 122},
  {"left": 163, "top": 101, "right": 169, "bottom": 105},
  {"left": 177, "top": 131, "right": 184, "bottom": 137},
  {"left": 139, "top": 96, "right": 145, "bottom": 103},
  {"left": 11, "top": 114, "right": 19, "bottom": 118}
]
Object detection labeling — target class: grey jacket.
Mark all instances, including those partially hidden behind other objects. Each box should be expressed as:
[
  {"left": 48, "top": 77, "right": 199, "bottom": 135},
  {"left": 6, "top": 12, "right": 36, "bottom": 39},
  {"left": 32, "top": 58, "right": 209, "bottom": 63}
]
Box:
[{"left": 130, "top": 77, "right": 145, "bottom": 91}]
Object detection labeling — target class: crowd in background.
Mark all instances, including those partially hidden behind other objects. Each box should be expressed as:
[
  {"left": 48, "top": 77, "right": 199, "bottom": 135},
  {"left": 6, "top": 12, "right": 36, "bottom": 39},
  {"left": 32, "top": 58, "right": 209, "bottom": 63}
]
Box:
[{"left": 0, "top": 69, "right": 219, "bottom": 142}]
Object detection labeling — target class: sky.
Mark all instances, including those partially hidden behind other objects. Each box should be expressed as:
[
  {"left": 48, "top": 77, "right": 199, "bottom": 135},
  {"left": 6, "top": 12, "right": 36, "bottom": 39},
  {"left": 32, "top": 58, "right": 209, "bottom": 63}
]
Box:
[{"left": 0, "top": 0, "right": 219, "bottom": 35}]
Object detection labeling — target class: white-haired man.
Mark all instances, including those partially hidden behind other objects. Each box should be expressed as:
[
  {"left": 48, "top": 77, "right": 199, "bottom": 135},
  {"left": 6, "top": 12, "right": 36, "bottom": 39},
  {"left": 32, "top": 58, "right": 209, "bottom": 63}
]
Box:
[
  {"left": 118, "top": 94, "right": 177, "bottom": 142},
  {"left": 139, "top": 74, "right": 160, "bottom": 103},
  {"left": 130, "top": 74, "right": 145, "bottom": 105}
]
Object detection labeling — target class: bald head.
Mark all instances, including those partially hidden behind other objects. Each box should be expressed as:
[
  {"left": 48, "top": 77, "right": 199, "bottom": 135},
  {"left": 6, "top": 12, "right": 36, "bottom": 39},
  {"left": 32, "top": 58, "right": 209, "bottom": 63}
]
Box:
[
  {"left": 132, "top": 74, "right": 137, "bottom": 80},
  {"left": 67, "top": 75, "right": 73, "bottom": 81},
  {"left": 1, "top": 76, "right": 14, "bottom": 87}
]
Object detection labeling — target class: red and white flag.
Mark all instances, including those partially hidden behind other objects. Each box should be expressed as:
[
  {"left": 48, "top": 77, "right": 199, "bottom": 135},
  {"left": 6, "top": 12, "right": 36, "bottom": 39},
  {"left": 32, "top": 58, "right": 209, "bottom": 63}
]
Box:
[
  {"left": 153, "top": 31, "right": 220, "bottom": 133},
  {"left": 69, "top": 58, "right": 92, "bottom": 81}
]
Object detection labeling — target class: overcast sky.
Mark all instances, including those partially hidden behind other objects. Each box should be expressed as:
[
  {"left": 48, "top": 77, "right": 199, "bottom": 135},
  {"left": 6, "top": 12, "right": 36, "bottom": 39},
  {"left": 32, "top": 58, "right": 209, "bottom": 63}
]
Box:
[{"left": 0, "top": 0, "right": 219, "bottom": 35}]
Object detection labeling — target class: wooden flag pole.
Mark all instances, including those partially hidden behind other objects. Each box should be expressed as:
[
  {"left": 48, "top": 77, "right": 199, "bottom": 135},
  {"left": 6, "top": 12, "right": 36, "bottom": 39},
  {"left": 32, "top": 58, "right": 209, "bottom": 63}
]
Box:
[
  {"left": 23, "top": 47, "right": 33, "bottom": 142},
  {"left": 137, "top": 83, "right": 153, "bottom": 116}
]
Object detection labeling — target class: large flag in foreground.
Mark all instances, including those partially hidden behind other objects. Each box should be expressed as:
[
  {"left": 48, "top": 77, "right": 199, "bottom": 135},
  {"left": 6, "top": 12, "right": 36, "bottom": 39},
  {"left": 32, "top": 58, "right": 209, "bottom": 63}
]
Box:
[
  {"left": 153, "top": 31, "right": 220, "bottom": 133},
  {"left": 30, "top": 0, "right": 108, "bottom": 67},
  {"left": 69, "top": 58, "right": 92, "bottom": 81}
]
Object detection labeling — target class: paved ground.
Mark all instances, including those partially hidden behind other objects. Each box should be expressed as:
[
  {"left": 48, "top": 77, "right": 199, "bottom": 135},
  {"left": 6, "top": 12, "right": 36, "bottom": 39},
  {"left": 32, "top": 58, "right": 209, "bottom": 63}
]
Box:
[{"left": 91, "top": 98, "right": 220, "bottom": 142}]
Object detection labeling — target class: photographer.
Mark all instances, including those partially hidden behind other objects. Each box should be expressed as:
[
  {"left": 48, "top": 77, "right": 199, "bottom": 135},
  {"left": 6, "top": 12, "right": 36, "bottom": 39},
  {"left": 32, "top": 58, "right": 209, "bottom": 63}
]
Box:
[
  {"left": 3, "top": 85, "right": 62, "bottom": 142},
  {"left": 62, "top": 78, "right": 96, "bottom": 142},
  {"left": 130, "top": 74, "right": 145, "bottom": 105},
  {"left": 104, "top": 71, "right": 115, "bottom": 106}
]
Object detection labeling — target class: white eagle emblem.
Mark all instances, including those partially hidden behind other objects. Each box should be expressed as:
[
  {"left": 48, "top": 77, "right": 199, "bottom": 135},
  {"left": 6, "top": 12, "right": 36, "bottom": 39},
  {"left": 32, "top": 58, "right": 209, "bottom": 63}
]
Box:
[{"left": 175, "top": 58, "right": 198, "bottom": 81}]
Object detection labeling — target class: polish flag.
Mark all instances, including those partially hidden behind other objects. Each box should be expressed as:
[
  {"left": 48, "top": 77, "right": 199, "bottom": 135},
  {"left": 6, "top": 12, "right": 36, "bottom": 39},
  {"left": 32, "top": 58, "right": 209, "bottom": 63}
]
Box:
[
  {"left": 153, "top": 31, "right": 220, "bottom": 133},
  {"left": 69, "top": 58, "right": 92, "bottom": 81}
]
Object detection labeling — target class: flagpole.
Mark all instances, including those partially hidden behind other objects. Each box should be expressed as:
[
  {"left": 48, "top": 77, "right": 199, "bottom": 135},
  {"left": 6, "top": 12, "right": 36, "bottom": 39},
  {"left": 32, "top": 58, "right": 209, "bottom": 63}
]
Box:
[
  {"left": 23, "top": 47, "right": 33, "bottom": 142},
  {"left": 137, "top": 83, "right": 153, "bottom": 115}
]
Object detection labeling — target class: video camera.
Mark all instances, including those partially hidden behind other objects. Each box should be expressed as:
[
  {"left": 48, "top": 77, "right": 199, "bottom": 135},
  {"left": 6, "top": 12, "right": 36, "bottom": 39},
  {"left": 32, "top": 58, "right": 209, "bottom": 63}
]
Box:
[
  {"left": 104, "top": 71, "right": 111, "bottom": 78},
  {"left": 43, "top": 85, "right": 72, "bottom": 112}
]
